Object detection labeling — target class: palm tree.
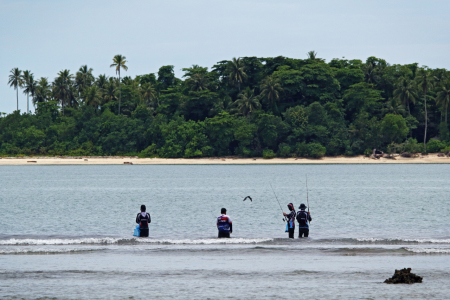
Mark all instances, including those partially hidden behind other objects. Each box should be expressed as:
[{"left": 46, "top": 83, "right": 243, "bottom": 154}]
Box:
[
  {"left": 76, "top": 65, "right": 94, "bottom": 96},
  {"left": 234, "top": 87, "right": 261, "bottom": 116},
  {"left": 416, "top": 68, "right": 434, "bottom": 151},
  {"left": 141, "top": 83, "right": 158, "bottom": 108},
  {"left": 33, "top": 77, "right": 51, "bottom": 106},
  {"left": 53, "top": 69, "right": 74, "bottom": 113},
  {"left": 68, "top": 84, "right": 79, "bottom": 109},
  {"left": 393, "top": 77, "right": 417, "bottom": 115},
  {"left": 307, "top": 51, "right": 317, "bottom": 60},
  {"left": 96, "top": 74, "right": 108, "bottom": 89},
  {"left": 102, "top": 81, "right": 117, "bottom": 105},
  {"left": 436, "top": 81, "right": 450, "bottom": 123},
  {"left": 227, "top": 57, "right": 247, "bottom": 91},
  {"left": 110, "top": 54, "right": 128, "bottom": 114},
  {"left": 383, "top": 97, "right": 407, "bottom": 116},
  {"left": 260, "top": 76, "right": 283, "bottom": 113},
  {"left": 22, "top": 71, "right": 36, "bottom": 113},
  {"left": 83, "top": 86, "right": 102, "bottom": 108},
  {"left": 8, "top": 68, "right": 23, "bottom": 111},
  {"left": 186, "top": 73, "right": 209, "bottom": 91}
]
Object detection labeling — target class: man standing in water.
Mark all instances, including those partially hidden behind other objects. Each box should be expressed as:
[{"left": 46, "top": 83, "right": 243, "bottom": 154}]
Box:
[
  {"left": 217, "top": 208, "right": 232, "bottom": 238},
  {"left": 136, "top": 205, "right": 151, "bottom": 237},
  {"left": 297, "top": 203, "right": 312, "bottom": 238},
  {"left": 283, "top": 203, "right": 296, "bottom": 238}
]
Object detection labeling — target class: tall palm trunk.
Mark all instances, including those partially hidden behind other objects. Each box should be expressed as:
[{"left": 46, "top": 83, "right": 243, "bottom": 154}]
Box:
[
  {"left": 118, "top": 70, "right": 121, "bottom": 115},
  {"left": 424, "top": 91, "right": 427, "bottom": 152},
  {"left": 16, "top": 88, "right": 18, "bottom": 111},
  {"left": 446, "top": 107, "right": 448, "bottom": 124},
  {"left": 27, "top": 93, "right": 29, "bottom": 114}
]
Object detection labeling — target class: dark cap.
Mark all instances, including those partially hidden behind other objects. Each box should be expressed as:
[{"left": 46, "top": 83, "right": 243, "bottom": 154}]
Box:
[
  {"left": 140, "top": 205, "right": 146, "bottom": 212},
  {"left": 299, "top": 203, "right": 307, "bottom": 210},
  {"left": 221, "top": 208, "right": 227, "bottom": 214}
]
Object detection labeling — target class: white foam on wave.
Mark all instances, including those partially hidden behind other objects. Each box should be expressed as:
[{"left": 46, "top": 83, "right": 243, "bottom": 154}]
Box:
[
  {"left": 136, "top": 238, "right": 274, "bottom": 245},
  {"left": 405, "top": 248, "right": 450, "bottom": 254},
  {"left": 0, "top": 237, "right": 122, "bottom": 245},
  {"left": 0, "top": 237, "right": 273, "bottom": 246},
  {"left": 357, "top": 238, "right": 450, "bottom": 244},
  {"left": 0, "top": 247, "right": 105, "bottom": 254}
]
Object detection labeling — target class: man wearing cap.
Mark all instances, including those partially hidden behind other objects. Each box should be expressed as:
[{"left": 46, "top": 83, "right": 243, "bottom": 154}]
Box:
[
  {"left": 296, "top": 203, "right": 312, "bottom": 238},
  {"left": 217, "top": 208, "right": 232, "bottom": 238}
]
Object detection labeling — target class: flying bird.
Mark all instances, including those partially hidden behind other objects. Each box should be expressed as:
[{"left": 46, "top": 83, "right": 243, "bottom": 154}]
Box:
[{"left": 243, "top": 196, "right": 252, "bottom": 202}]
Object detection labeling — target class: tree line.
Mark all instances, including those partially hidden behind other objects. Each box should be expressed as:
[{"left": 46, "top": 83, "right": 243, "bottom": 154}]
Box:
[{"left": 2, "top": 52, "right": 450, "bottom": 158}]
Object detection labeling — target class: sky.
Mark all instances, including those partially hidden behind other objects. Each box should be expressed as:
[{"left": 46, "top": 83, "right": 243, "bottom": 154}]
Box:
[{"left": 1, "top": 0, "right": 449, "bottom": 114}]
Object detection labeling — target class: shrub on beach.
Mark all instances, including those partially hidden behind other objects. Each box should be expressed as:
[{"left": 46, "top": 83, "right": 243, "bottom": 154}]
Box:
[
  {"left": 277, "top": 143, "right": 291, "bottom": 157},
  {"left": 294, "top": 142, "right": 326, "bottom": 158},
  {"left": 263, "top": 149, "right": 276, "bottom": 159},
  {"left": 426, "top": 139, "right": 446, "bottom": 153}
]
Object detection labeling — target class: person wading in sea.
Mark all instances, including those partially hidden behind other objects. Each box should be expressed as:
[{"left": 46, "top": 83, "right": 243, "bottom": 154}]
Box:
[
  {"left": 296, "top": 203, "right": 312, "bottom": 238},
  {"left": 136, "top": 205, "right": 151, "bottom": 237},
  {"left": 283, "top": 203, "right": 296, "bottom": 238},
  {"left": 217, "top": 208, "right": 232, "bottom": 238}
]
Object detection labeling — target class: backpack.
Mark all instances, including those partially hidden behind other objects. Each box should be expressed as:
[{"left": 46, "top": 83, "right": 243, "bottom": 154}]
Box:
[
  {"left": 297, "top": 211, "right": 308, "bottom": 227},
  {"left": 217, "top": 216, "right": 230, "bottom": 232},
  {"left": 138, "top": 213, "right": 150, "bottom": 228}
]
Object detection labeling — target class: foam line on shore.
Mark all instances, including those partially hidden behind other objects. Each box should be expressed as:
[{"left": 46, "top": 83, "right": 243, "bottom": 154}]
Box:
[
  {"left": 0, "top": 237, "right": 274, "bottom": 246},
  {"left": 356, "top": 238, "right": 450, "bottom": 244},
  {"left": 405, "top": 248, "right": 450, "bottom": 254},
  {"left": 0, "top": 247, "right": 106, "bottom": 254}
]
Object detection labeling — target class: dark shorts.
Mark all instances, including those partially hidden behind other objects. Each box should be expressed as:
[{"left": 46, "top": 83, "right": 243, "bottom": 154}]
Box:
[
  {"left": 218, "top": 231, "right": 230, "bottom": 238},
  {"left": 298, "top": 228, "right": 309, "bottom": 238},
  {"left": 288, "top": 228, "right": 295, "bottom": 239},
  {"left": 140, "top": 228, "right": 149, "bottom": 237}
]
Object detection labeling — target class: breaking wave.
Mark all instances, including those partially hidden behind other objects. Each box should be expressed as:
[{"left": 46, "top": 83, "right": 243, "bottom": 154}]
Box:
[
  {"left": 0, "top": 237, "right": 274, "bottom": 246},
  {"left": 355, "top": 238, "right": 450, "bottom": 244},
  {"left": 405, "top": 248, "right": 450, "bottom": 254},
  {"left": 0, "top": 247, "right": 106, "bottom": 254}
]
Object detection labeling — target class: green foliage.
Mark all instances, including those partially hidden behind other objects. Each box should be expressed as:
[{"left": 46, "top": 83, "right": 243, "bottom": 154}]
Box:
[
  {"left": 307, "top": 143, "right": 327, "bottom": 158},
  {"left": 262, "top": 149, "right": 275, "bottom": 159},
  {"left": 277, "top": 143, "right": 291, "bottom": 157},
  {"left": 403, "top": 138, "right": 424, "bottom": 154},
  {"left": 364, "top": 148, "right": 373, "bottom": 157},
  {"left": 426, "top": 139, "right": 446, "bottom": 153},
  {"left": 294, "top": 142, "right": 326, "bottom": 158},
  {"left": 139, "top": 144, "right": 158, "bottom": 158},
  {"left": 4, "top": 55, "right": 449, "bottom": 158},
  {"left": 438, "top": 122, "right": 450, "bottom": 142},
  {"left": 380, "top": 114, "right": 408, "bottom": 143}
]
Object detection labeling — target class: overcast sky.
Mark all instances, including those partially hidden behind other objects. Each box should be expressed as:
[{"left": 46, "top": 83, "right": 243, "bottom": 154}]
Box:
[{"left": 1, "top": 0, "right": 449, "bottom": 114}]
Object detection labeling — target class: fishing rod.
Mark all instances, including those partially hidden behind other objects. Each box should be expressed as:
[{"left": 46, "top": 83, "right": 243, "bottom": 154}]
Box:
[
  {"left": 270, "top": 183, "right": 286, "bottom": 222},
  {"left": 306, "top": 175, "right": 310, "bottom": 214}
]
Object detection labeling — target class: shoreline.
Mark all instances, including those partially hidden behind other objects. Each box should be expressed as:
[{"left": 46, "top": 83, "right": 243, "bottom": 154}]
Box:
[{"left": 0, "top": 154, "right": 449, "bottom": 165}]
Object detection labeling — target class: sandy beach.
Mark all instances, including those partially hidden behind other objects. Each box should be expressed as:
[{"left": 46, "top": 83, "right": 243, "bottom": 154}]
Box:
[{"left": 0, "top": 154, "right": 449, "bottom": 165}]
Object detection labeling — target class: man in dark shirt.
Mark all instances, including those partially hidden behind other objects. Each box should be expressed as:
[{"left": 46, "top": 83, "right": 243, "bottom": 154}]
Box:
[
  {"left": 296, "top": 203, "right": 312, "bottom": 238},
  {"left": 217, "top": 208, "right": 232, "bottom": 238},
  {"left": 136, "top": 205, "right": 151, "bottom": 237},
  {"left": 283, "top": 203, "right": 296, "bottom": 238}
]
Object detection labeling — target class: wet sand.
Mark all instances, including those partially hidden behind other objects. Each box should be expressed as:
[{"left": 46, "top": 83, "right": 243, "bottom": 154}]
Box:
[{"left": 0, "top": 154, "right": 449, "bottom": 165}]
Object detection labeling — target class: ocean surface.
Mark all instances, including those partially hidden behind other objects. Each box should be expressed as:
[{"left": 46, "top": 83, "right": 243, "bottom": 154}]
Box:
[{"left": 0, "top": 164, "right": 449, "bottom": 299}]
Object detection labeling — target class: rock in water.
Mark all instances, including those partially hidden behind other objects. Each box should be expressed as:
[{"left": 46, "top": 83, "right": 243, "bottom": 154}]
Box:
[{"left": 384, "top": 268, "right": 423, "bottom": 284}]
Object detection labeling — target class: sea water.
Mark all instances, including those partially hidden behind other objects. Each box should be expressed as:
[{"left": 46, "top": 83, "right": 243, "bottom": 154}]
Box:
[{"left": 0, "top": 164, "right": 449, "bottom": 299}]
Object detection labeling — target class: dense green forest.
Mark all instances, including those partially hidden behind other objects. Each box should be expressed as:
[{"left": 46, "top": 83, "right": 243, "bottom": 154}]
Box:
[{"left": 2, "top": 52, "right": 450, "bottom": 158}]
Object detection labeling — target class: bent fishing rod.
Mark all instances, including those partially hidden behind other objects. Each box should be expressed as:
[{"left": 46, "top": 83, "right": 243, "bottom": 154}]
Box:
[
  {"left": 270, "top": 183, "right": 287, "bottom": 222},
  {"left": 306, "top": 174, "right": 310, "bottom": 214}
]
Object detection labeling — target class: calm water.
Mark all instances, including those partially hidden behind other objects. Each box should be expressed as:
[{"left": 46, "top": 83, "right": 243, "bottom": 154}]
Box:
[{"left": 1, "top": 164, "right": 449, "bottom": 299}]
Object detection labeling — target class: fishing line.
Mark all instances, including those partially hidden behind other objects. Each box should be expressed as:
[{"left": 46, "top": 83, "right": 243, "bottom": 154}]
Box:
[
  {"left": 270, "top": 183, "right": 286, "bottom": 222},
  {"left": 306, "top": 174, "right": 310, "bottom": 213}
]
